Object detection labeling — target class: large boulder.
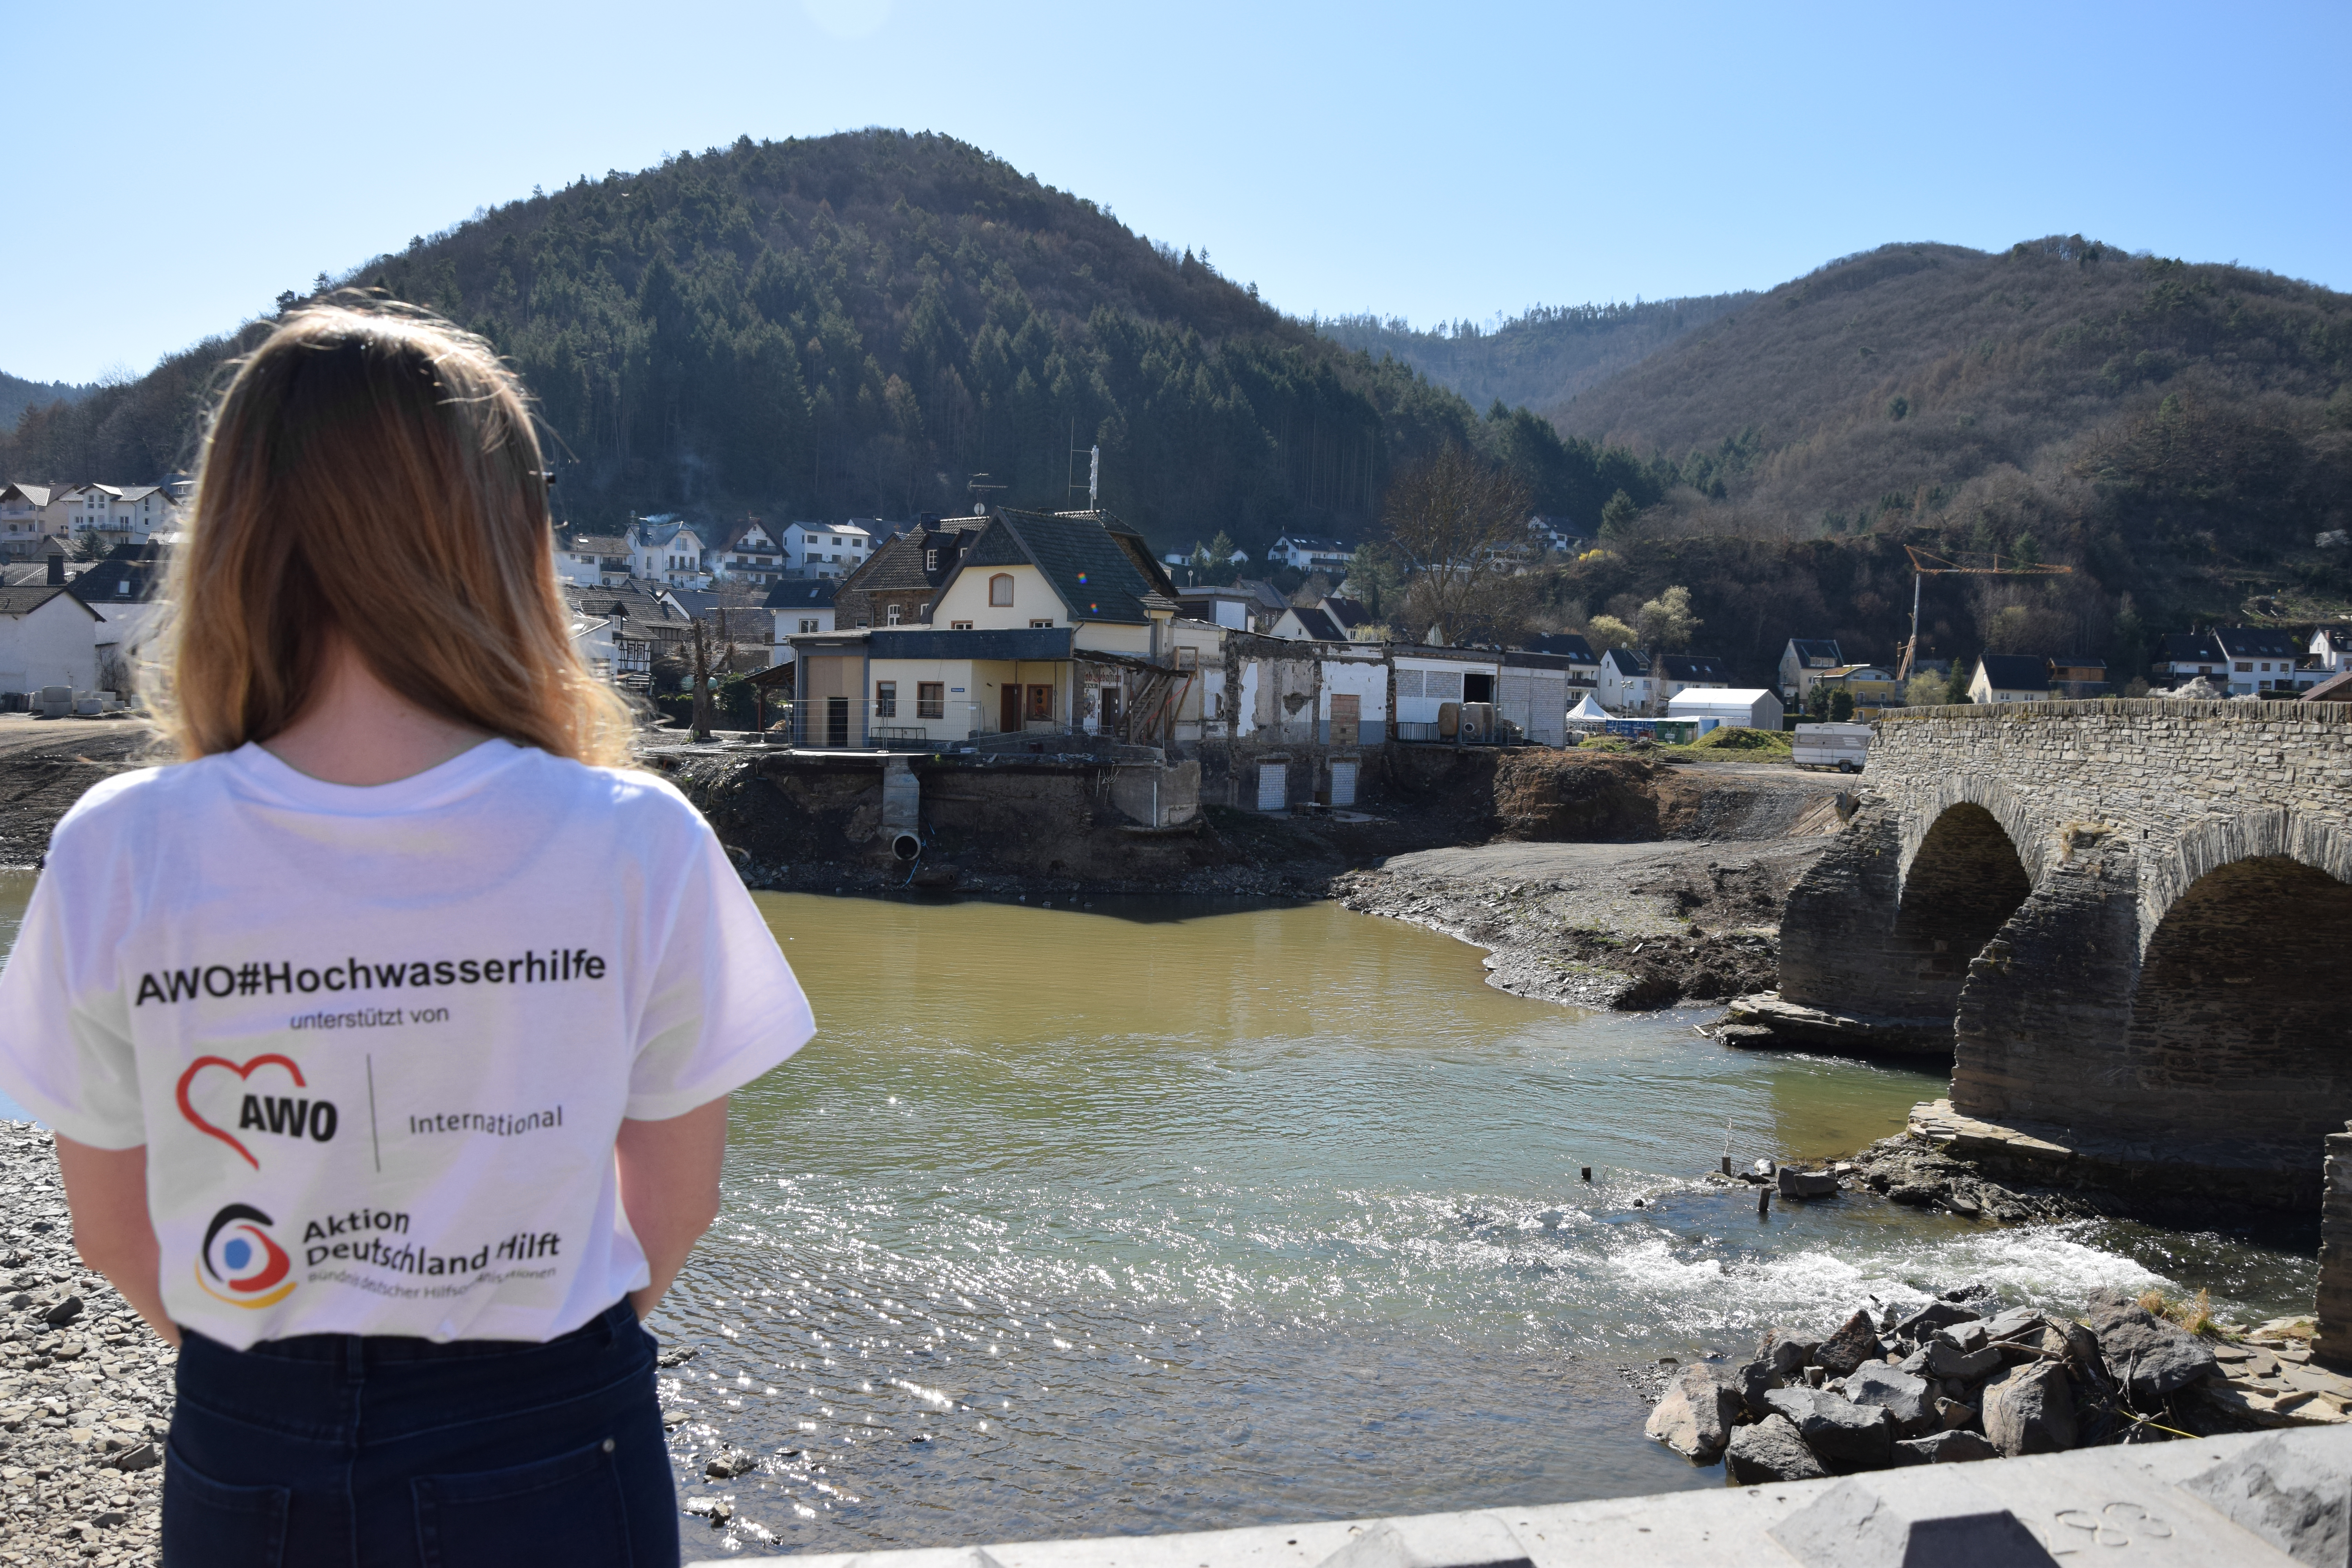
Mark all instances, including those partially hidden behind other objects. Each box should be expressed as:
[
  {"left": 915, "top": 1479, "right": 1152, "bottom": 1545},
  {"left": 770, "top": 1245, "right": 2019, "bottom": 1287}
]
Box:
[
  {"left": 1644, "top": 1364, "right": 1740, "bottom": 1461},
  {"left": 1926, "top": 1339, "right": 2006, "bottom": 1383},
  {"left": 1724, "top": 1414, "right": 1828, "bottom": 1485},
  {"left": 1764, "top": 1387, "right": 1896, "bottom": 1473},
  {"left": 1813, "top": 1310, "right": 1886, "bottom": 1378},
  {"left": 1892, "top": 1429, "right": 1998, "bottom": 1465},
  {"left": 1734, "top": 1358, "right": 1783, "bottom": 1421},
  {"left": 1982, "top": 1306, "right": 2047, "bottom": 1344},
  {"left": 1757, "top": 1326, "right": 1820, "bottom": 1377},
  {"left": 1935, "top": 1319, "right": 1991, "bottom": 1354},
  {"left": 2082, "top": 1292, "right": 2219, "bottom": 1402},
  {"left": 1980, "top": 1360, "right": 2077, "bottom": 1456},
  {"left": 1894, "top": 1300, "right": 1983, "bottom": 1339},
  {"left": 1844, "top": 1363, "right": 1936, "bottom": 1437}
]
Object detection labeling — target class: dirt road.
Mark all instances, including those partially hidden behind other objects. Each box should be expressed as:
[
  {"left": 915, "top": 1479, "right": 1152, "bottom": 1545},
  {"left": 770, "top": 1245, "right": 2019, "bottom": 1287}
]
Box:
[{"left": 0, "top": 716, "right": 155, "bottom": 866}]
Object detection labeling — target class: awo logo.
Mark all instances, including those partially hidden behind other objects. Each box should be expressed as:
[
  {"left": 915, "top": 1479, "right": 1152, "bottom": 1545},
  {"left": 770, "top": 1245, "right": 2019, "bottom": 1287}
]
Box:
[
  {"left": 194, "top": 1203, "right": 296, "bottom": 1309},
  {"left": 176, "top": 1055, "right": 338, "bottom": 1169}
]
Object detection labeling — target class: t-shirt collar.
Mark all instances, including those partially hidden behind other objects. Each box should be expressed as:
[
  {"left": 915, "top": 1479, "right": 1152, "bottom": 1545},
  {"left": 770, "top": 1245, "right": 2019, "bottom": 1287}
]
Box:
[{"left": 221, "top": 737, "right": 525, "bottom": 816}]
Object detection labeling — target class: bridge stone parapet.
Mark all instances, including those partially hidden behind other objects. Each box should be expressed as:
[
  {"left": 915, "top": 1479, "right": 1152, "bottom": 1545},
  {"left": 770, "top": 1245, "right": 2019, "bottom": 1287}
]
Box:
[{"left": 1775, "top": 699, "right": 2352, "bottom": 1208}]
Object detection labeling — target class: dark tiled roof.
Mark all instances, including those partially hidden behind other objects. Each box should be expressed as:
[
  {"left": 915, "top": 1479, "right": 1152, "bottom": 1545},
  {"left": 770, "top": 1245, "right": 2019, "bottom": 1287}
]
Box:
[
  {"left": 0, "top": 584, "right": 100, "bottom": 619},
  {"left": 2160, "top": 632, "right": 2221, "bottom": 663},
  {"left": 568, "top": 534, "right": 630, "bottom": 555},
  {"left": 2212, "top": 626, "right": 2302, "bottom": 659},
  {"left": 1323, "top": 595, "right": 1371, "bottom": 630},
  {"left": 1658, "top": 653, "right": 1730, "bottom": 682},
  {"left": 957, "top": 510, "right": 1175, "bottom": 626},
  {"left": 1976, "top": 654, "right": 2051, "bottom": 690},
  {"left": 2319, "top": 628, "right": 2352, "bottom": 653},
  {"left": 1786, "top": 638, "right": 1842, "bottom": 668},
  {"left": 1606, "top": 648, "right": 1651, "bottom": 675},
  {"left": 1283, "top": 606, "right": 1345, "bottom": 641},
  {"left": 764, "top": 579, "right": 838, "bottom": 610},
  {"left": 1234, "top": 578, "right": 1290, "bottom": 611},
  {"left": 1521, "top": 632, "right": 1597, "bottom": 663}
]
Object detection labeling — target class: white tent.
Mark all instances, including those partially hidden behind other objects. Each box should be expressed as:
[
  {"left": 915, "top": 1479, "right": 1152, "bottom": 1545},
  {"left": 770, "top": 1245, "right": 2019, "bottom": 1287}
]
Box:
[
  {"left": 1569, "top": 691, "right": 1610, "bottom": 720},
  {"left": 1666, "top": 687, "right": 1784, "bottom": 730}
]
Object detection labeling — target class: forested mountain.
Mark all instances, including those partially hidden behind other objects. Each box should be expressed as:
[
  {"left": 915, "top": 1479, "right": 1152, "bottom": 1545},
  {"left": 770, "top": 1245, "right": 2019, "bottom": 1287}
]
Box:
[
  {"left": 0, "top": 372, "right": 92, "bottom": 434},
  {"left": 0, "top": 132, "right": 1660, "bottom": 552},
  {"left": 1532, "top": 238, "right": 2352, "bottom": 678},
  {"left": 1317, "top": 294, "right": 1753, "bottom": 415}
]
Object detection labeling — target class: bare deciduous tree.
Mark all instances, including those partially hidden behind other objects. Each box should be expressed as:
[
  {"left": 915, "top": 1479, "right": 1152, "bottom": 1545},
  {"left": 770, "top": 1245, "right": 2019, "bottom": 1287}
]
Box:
[{"left": 1382, "top": 445, "right": 1533, "bottom": 645}]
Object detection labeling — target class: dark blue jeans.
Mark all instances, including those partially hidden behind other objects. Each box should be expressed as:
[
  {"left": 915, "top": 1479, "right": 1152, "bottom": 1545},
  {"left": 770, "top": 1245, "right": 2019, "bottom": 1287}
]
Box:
[{"left": 163, "top": 1299, "right": 679, "bottom": 1568}]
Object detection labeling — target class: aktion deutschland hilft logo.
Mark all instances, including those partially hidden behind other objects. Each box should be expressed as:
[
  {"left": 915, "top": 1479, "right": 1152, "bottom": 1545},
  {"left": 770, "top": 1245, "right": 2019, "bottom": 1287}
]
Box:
[{"left": 195, "top": 1203, "right": 296, "bottom": 1309}]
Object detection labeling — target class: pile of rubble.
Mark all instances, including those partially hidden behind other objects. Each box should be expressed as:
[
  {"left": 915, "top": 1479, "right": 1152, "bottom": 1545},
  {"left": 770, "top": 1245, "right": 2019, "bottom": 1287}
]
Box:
[{"left": 1644, "top": 1287, "right": 2348, "bottom": 1483}]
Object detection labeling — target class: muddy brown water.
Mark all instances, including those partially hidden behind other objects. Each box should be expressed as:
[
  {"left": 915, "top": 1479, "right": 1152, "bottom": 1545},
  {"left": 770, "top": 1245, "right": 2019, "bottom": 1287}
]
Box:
[{"left": 0, "top": 875, "right": 2319, "bottom": 1557}]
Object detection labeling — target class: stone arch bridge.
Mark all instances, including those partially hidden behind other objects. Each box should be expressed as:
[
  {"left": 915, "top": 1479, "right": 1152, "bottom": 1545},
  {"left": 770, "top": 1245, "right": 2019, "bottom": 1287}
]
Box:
[{"left": 1771, "top": 698, "right": 2352, "bottom": 1207}]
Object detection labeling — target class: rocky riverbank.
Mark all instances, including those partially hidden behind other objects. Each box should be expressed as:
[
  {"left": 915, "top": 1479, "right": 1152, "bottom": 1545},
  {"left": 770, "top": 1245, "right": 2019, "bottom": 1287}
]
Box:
[
  {"left": 1642, "top": 1279, "right": 2347, "bottom": 1484},
  {"left": 0, "top": 1122, "right": 174, "bottom": 1567}
]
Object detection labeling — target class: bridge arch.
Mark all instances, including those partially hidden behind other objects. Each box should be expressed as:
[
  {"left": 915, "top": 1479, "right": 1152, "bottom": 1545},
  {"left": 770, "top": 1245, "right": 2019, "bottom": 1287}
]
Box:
[
  {"left": 2117, "top": 826, "right": 2352, "bottom": 1158},
  {"left": 1896, "top": 773, "right": 2056, "bottom": 894},
  {"left": 2136, "top": 809, "right": 2352, "bottom": 957},
  {"left": 1887, "top": 802, "right": 2036, "bottom": 1022}
]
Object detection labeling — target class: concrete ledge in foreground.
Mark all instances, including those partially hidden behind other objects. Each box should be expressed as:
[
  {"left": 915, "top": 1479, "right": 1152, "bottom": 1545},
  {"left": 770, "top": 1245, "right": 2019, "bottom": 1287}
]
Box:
[{"left": 748, "top": 1427, "right": 2352, "bottom": 1566}]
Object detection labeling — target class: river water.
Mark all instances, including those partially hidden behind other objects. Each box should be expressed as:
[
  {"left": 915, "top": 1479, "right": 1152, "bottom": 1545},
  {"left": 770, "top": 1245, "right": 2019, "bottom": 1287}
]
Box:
[{"left": 0, "top": 874, "right": 2320, "bottom": 1556}]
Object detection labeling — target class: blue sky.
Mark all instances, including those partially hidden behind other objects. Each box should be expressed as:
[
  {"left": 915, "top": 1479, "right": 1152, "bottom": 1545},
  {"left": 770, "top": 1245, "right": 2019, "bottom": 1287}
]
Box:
[{"left": 8, "top": 0, "right": 2347, "bottom": 383}]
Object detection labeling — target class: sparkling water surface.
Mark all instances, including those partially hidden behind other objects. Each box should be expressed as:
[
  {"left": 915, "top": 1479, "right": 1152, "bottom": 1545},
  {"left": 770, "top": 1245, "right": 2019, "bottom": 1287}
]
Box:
[{"left": 0, "top": 873, "right": 2318, "bottom": 1557}]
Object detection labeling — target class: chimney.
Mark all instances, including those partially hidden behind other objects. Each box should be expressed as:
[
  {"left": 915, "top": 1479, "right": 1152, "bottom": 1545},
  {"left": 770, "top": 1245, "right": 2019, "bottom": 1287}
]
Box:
[{"left": 46, "top": 551, "right": 65, "bottom": 586}]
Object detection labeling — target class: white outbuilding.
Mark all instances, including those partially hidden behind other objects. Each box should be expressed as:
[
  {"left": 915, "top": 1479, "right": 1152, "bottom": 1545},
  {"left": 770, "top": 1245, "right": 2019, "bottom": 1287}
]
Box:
[{"left": 1665, "top": 686, "right": 1784, "bottom": 731}]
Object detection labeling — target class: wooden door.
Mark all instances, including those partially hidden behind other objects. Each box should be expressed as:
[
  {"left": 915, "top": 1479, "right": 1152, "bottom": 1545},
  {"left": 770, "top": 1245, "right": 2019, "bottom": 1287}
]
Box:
[
  {"left": 1000, "top": 685, "right": 1021, "bottom": 734},
  {"left": 1100, "top": 684, "right": 1123, "bottom": 736}
]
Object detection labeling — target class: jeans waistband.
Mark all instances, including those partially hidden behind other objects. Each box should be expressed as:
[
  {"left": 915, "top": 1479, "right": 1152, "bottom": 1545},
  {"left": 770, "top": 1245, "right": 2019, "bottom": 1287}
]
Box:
[{"left": 183, "top": 1298, "right": 636, "bottom": 1367}]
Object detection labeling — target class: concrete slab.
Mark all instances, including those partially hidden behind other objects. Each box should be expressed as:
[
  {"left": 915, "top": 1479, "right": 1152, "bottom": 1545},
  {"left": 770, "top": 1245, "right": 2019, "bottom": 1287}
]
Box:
[{"left": 744, "top": 1430, "right": 2351, "bottom": 1567}]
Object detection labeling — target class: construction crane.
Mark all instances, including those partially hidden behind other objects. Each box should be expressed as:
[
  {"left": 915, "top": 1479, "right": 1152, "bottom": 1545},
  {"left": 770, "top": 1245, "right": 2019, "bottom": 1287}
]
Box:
[{"left": 1896, "top": 545, "right": 2071, "bottom": 682}]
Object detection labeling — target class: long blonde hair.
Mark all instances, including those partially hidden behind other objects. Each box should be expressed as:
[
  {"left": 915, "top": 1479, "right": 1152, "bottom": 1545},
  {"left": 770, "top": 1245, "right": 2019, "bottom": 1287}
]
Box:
[{"left": 149, "top": 299, "right": 632, "bottom": 764}]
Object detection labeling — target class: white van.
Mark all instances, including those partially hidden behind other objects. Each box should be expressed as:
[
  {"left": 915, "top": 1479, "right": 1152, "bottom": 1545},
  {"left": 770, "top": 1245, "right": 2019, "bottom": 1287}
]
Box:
[{"left": 1793, "top": 722, "right": 1871, "bottom": 773}]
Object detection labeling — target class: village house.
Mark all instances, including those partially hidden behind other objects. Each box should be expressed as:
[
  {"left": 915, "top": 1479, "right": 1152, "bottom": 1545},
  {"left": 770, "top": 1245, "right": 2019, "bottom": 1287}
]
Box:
[
  {"left": 787, "top": 508, "right": 1182, "bottom": 748},
  {"left": 0, "top": 486, "right": 62, "bottom": 563},
  {"left": 833, "top": 514, "right": 992, "bottom": 629},
  {"left": 783, "top": 520, "right": 874, "bottom": 579},
  {"left": 64, "top": 485, "right": 178, "bottom": 549},
  {"left": 2209, "top": 626, "right": 2311, "bottom": 695},
  {"left": 1778, "top": 638, "right": 1844, "bottom": 704},
  {"left": 2156, "top": 631, "right": 2224, "bottom": 687},
  {"left": 1815, "top": 662, "right": 1901, "bottom": 714},
  {"left": 628, "top": 516, "right": 711, "bottom": 588},
  {"left": 562, "top": 581, "right": 692, "bottom": 689},
  {"left": 1320, "top": 595, "right": 1381, "bottom": 641},
  {"left": 67, "top": 542, "right": 169, "bottom": 686},
  {"left": 1518, "top": 632, "right": 1599, "bottom": 690},
  {"left": 1969, "top": 653, "right": 2053, "bottom": 704},
  {"left": 2047, "top": 655, "right": 2111, "bottom": 698},
  {"left": 0, "top": 582, "right": 103, "bottom": 697},
  {"left": 1268, "top": 603, "right": 1347, "bottom": 642},
  {"left": 1596, "top": 647, "right": 1653, "bottom": 713},
  {"left": 2312, "top": 627, "right": 2352, "bottom": 674},
  {"left": 713, "top": 519, "right": 789, "bottom": 585},
  {"left": 1267, "top": 534, "right": 1351, "bottom": 574},
  {"left": 555, "top": 533, "right": 632, "bottom": 586},
  {"left": 1656, "top": 652, "right": 1732, "bottom": 705}
]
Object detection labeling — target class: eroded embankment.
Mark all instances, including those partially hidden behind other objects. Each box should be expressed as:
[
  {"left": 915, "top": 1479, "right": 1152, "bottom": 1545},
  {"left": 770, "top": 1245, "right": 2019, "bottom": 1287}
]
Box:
[
  {"left": 1338, "top": 752, "right": 1853, "bottom": 1010},
  {"left": 0, "top": 720, "right": 154, "bottom": 867}
]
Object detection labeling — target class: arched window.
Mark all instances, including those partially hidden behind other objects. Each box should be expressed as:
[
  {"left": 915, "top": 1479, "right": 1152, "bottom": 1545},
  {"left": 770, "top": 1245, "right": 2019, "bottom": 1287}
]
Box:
[{"left": 989, "top": 573, "right": 1014, "bottom": 607}]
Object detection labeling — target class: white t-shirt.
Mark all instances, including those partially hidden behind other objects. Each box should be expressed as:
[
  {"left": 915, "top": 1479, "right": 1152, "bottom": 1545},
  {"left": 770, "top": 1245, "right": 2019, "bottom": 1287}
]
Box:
[{"left": 0, "top": 739, "right": 813, "bottom": 1348}]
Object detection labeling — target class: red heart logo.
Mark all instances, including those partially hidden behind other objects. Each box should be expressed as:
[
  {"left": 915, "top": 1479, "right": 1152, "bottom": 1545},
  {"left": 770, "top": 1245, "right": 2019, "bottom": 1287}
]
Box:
[{"left": 176, "top": 1054, "right": 307, "bottom": 1170}]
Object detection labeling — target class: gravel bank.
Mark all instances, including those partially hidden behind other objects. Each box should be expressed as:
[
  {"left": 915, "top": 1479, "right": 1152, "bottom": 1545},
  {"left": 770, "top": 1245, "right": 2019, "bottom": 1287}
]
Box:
[
  {"left": 0, "top": 1122, "right": 172, "bottom": 1567},
  {"left": 1333, "top": 835, "right": 1834, "bottom": 1011}
]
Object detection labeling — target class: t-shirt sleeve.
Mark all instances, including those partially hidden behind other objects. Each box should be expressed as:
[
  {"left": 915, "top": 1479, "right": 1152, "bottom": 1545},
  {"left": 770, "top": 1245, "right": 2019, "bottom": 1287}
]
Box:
[
  {"left": 626, "top": 824, "right": 814, "bottom": 1121},
  {"left": 0, "top": 867, "right": 144, "bottom": 1149}
]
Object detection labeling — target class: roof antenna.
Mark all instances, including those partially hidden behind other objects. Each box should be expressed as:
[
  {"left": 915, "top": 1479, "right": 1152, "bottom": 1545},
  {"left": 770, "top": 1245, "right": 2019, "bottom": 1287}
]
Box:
[{"left": 965, "top": 472, "right": 1006, "bottom": 516}]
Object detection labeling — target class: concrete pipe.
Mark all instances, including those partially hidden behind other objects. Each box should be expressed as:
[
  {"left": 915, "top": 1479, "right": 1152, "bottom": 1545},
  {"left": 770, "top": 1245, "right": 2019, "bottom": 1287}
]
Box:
[{"left": 891, "top": 833, "right": 921, "bottom": 862}]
